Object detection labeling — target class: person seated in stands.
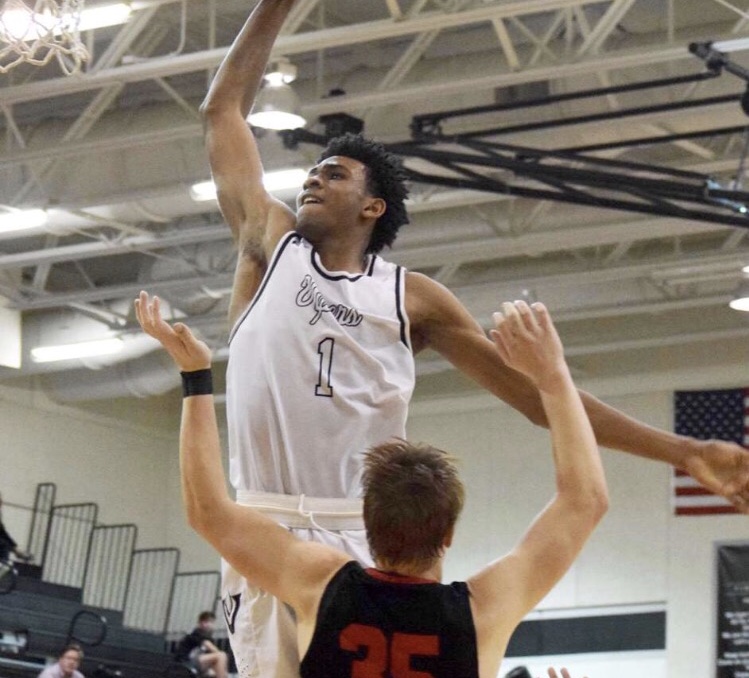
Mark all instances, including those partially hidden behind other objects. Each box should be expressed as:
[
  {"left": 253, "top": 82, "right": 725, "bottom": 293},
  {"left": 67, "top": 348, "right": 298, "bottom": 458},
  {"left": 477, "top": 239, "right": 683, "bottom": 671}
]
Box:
[
  {"left": 38, "top": 643, "right": 85, "bottom": 678},
  {"left": 0, "top": 492, "right": 32, "bottom": 564},
  {"left": 174, "top": 612, "right": 228, "bottom": 678}
]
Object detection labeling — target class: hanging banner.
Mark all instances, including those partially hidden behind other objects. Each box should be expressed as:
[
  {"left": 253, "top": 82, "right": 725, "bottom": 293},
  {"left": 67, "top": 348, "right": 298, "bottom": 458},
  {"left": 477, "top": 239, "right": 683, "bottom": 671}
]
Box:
[{"left": 717, "top": 543, "right": 749, "bottom": 678}]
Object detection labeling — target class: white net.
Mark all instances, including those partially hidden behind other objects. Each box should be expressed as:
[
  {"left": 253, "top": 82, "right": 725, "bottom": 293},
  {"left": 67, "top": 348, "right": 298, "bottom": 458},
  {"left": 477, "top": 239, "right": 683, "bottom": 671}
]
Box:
[{"left": 0, "top": 0, "right": 89, "bottom": 75}]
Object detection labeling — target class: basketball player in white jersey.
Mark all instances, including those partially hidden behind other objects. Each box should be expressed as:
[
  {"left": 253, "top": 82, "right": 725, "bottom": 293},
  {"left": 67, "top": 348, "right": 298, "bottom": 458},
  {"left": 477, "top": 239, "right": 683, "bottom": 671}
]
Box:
[{"left": 192, "top": 0, "right": 749, "bottom": 674}]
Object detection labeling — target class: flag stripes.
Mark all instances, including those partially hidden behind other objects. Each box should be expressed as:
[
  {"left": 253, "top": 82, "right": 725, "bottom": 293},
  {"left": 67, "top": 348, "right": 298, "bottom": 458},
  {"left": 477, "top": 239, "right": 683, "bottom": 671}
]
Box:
[{"left": 672, "top": 388, "right": 747, "bottom": 516}]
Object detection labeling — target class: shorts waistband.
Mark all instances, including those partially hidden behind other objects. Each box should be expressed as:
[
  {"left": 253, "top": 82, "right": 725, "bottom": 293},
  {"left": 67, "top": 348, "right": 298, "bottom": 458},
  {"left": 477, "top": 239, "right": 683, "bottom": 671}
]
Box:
[{"left": 235, "top": 490, "right": 364, "bottom": 531}]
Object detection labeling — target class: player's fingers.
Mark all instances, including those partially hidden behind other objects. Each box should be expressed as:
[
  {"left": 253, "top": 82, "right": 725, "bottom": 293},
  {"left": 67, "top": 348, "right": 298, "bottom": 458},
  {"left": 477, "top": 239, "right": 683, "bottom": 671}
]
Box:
[
  {"left": 531, "top": 302, "right": 551, "bottom": 329},
  {"left": 546, "top": 668, "right": 559, "bottom": 678},
  {"left": 501, "top": 301, "right": 519, "bottom": 321},
  {"left": 728, "top": 488, "right": 749, "bottom": 514},
  {"left": 151, "top": 295, "right": 162, "bottom": 323},
  {"left": 134, "top": 291, "right": 152, "bottom": 330},
  {"left": 173, "top": 322, "right": 197, "bottom": 345},
  {"left": 134, "top": 297, "right": 143, "bottom": 327},
  {"left": 722, "top": 470, "right": 749, "bottom": 513},
  {"left": 501, "top": 301, "right": 525, "bottom": 337},
  {"left": 515, "top": 299, "right": 540, "bottom": 333}
]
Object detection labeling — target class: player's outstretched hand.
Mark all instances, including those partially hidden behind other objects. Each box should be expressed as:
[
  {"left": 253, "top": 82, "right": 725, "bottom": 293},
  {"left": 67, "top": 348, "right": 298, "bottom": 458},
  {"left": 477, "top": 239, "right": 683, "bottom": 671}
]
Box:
[
  {"left": 134, "top": 291, "right": 211, "bottom": 373},
  {"left": 684, "top": 438, "right": 749, "bottom": 515},
  {"left": 489, "top": 301, "right": 567, "bottom": 392}
]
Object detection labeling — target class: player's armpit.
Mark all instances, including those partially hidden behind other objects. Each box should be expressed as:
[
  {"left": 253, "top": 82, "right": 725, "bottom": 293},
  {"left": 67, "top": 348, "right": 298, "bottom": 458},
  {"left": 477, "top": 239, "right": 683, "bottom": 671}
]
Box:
[{"left": 404, "top": 272, "right": 546, "bottom": 425}]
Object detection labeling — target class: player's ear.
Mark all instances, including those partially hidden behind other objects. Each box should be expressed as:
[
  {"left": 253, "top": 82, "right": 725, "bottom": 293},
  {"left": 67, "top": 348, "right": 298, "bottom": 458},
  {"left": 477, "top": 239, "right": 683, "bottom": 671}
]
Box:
[
  {"left": 362, "top": 197, "right": 386, "bottom": 220},
  {"left": 443, "top": 525, "right": 455, "bottom": 550}
]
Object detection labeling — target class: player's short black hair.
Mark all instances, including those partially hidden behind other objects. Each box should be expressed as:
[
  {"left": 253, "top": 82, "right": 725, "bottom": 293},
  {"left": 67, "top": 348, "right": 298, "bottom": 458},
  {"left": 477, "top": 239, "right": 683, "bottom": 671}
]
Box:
[{"left": 317, "top": 134, "right": 409, "bottom": 254}]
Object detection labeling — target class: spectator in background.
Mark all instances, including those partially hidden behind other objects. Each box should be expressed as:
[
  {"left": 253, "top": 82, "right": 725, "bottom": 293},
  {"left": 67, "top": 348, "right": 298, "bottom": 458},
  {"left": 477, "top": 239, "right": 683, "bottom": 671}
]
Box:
[
  {"left": 0, "top": 492, "right": 32, "bottom": 564},
  {"left": 38, "top": 644, "right": 85, "bottom": 678},
  {"left": 175, "top": 612, "right": 228, "bottom": 678}
]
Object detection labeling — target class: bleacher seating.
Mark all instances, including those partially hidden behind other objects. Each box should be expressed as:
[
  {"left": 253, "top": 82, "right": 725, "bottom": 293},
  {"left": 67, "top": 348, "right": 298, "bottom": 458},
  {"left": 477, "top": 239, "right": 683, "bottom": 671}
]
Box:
[
  {"left": 0, "top": 569, "right": 172, "bottom": 678},
  {"left": 0, "top": 483, "right": 231, "bottom": 678}
]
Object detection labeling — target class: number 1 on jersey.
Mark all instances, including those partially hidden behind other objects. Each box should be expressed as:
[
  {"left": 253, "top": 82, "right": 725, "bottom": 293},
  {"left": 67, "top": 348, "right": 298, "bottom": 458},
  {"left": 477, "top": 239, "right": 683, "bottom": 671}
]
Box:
[{"left": 316, "top": 337, "right": 335, "bottom": 397}]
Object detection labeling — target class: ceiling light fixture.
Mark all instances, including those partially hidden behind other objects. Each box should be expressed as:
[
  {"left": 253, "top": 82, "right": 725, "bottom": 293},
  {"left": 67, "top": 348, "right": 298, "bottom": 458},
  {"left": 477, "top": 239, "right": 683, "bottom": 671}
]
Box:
[
  {"left": 190, "top": 168, "right": 307, "bottom": 202},
  {"left": 189, "top": 180, "right": 218, "bottom": 202},
  {"left": 248, "top": 59, "right": 306, "bottom": 131},
  {"left": 712, "top": 37, "right": 749, "bottom": 54},
  {"left": 0, "top": 208, "right": 48, "bottom": 234},
  {"left": 31, "top": 337, "right": 124, "bottom": 363},
  {"left": 729, "top": 276, "right": 749, "bottom": 312}
]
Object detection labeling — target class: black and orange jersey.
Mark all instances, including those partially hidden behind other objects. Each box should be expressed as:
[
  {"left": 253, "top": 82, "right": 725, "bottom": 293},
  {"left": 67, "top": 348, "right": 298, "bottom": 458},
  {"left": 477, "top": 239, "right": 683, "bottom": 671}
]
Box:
[{"left": 301, "top": 561, "right": 479, "bottom": 678}]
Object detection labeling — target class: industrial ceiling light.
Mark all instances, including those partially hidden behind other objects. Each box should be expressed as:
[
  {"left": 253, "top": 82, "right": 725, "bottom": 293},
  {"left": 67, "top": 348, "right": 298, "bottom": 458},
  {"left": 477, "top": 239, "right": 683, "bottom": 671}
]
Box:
[
  {"left": 0, "top": 208, "right": 48, "bottom": 234},
  {"left": 248, "top": 59, "right": 306, "bottom": 131},
  {"left": 712, "top": 38, "right": 749, "bottom": 54},
  {"left": 729, "top": 277, "right": 749, "bottom": 311},
  {"left": 189, "top": 180, "right": 217, "bottom": 202},
  {"left": 190, "top": 168, "right": 307, "bottom": 202},
  {"left": 31, "top": 337, "right": 124, "bottom": 363}
]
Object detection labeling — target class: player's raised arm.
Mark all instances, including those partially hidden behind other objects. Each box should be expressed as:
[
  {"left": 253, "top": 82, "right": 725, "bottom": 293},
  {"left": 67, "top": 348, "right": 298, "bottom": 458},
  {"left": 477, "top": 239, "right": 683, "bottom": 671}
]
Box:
[
  {"left": 465, "top": 301, "right": 608, "bottom": 677},
  {"left": 134, "top": 292, "right": 348, "bottom": 614},
  {"left": 199, "top": 0, "right": 298, "bottom": 321},
  {"left": 406, "top": 271, "right": 749, "bottom": 513}
]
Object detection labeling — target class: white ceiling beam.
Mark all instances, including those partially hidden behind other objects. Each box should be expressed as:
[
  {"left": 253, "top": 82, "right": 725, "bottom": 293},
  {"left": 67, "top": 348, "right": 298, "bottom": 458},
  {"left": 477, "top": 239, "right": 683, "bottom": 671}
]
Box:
[
  {"left": 576, "top": 0, "right": 638, "bottom": 57},
  {"left": 13, "top": 273, "right": 236, "bottom": 310},
  {"left": 0, "top": 226, "right": 227, "bottom": 271},
  {"left": 385, "top": 0, "right": 404, "bottom": 21},
  {"left": 282, "top": 0, "right": 322, "bottom": 33},
  {"left": 0, "top": 124, "right": 202, "bottom": 169},
  {"left": 509, "top": 16, "right": 557, "bottom": 63},
  {"left": 0, "top": 0, "right": 655, "bottom": 107},
  {"left": 491, "top": 18, "right": 520, "bottom": 70},
  {"left": 528, "top": 10, "right": 567, "bottom": 67},
  {"left": 713, "top": 0, "right": 749, "bottom": 24},
  {"left": 302, "top": 42, "right": 699, "bottom": 116}
]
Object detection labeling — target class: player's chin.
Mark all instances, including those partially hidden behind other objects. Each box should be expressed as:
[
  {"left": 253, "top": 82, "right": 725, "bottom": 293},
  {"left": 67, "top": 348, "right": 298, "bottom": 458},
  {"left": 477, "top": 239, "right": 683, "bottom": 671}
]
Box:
[{"left": 296, "top": 217, "right": 328, "bottom": 243}]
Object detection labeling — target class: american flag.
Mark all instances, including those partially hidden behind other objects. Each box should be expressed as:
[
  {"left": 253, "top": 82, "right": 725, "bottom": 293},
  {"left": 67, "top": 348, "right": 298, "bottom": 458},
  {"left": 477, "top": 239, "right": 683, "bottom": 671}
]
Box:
[{"left": 673, "top": 388, "right": 749, "bottom": 516}]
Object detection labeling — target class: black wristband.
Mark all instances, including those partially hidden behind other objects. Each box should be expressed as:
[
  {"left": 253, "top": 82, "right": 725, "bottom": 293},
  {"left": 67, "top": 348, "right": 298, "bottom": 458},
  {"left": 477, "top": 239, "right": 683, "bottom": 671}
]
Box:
[{"left": 181, "top": 369, "right": 213, "bottom": 397}]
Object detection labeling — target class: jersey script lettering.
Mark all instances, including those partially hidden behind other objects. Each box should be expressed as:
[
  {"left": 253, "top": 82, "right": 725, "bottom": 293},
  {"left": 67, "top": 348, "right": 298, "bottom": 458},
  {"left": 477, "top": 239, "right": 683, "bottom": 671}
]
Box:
[{"left": 296, "top": 275, "right": 364, "bottom": 327}]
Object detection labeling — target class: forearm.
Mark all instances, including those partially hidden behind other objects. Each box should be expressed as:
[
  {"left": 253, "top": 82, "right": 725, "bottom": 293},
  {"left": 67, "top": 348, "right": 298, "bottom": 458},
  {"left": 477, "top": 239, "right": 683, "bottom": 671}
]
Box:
[
  {"left": 203, "top": 640, "right": 220, "bottom": 653},
  {"left": 539, "top": 374, "right": 607, "bottom": 509},
  {"left": 179, "top": 392, "right": 231, "bottom": 533},
  {"left": 484, "top": 362, "right": 695, "bottom": 469},
  {"left": 577, "top": 389, "right": 694, "bottom": 469},
  {"left": 201, "top": 0, "right": 297, "bottom": 117}
]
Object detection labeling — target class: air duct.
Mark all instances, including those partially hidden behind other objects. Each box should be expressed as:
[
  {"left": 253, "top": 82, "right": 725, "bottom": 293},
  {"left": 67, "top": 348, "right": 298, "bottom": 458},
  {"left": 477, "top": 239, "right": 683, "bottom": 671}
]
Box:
[{"left": 40, "top": 348, "right": 180, "bottom": 402}]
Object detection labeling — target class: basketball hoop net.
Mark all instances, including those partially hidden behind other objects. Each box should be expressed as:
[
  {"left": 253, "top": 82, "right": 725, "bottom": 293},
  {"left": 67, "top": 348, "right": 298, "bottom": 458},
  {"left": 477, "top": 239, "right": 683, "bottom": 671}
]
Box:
[{"left": 0, "top": 0, "right": 89, "bottom": 75}]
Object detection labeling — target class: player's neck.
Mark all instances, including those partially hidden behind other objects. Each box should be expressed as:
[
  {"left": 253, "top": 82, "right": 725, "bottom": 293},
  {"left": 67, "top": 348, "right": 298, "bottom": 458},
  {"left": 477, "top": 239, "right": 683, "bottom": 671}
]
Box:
[
  {"left": 375, "top": 559, "right": 443, "bottom": 583},
  {"left": 316, "top": 239, "right": 369, "bottom": 274}
]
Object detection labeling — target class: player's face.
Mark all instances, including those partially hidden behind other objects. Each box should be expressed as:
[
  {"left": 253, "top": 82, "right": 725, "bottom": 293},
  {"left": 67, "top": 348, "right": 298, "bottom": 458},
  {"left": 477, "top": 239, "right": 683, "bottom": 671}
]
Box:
[{"left": 296, "top": 156, "right": 373, "bottom": 239}]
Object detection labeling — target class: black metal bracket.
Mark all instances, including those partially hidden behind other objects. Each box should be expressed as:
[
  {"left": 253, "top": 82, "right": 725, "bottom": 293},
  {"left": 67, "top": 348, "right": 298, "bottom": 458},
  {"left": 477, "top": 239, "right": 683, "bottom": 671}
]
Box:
[{"left": 278, "top": 57, "right": 749, "bottom": 229}]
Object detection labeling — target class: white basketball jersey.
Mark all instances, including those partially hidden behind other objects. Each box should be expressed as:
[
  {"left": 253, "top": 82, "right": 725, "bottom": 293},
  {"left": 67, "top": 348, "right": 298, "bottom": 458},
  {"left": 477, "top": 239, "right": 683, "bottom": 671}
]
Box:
[{"left": 226, "top": 233, "right": 415, "bottom": 498}]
